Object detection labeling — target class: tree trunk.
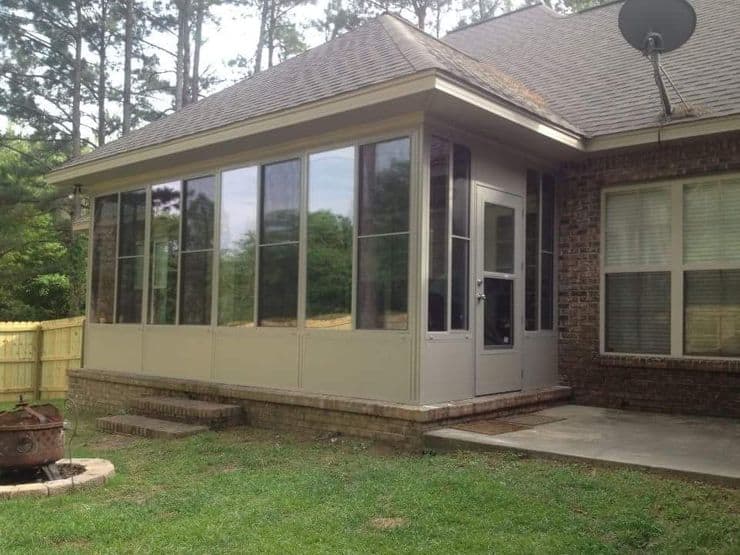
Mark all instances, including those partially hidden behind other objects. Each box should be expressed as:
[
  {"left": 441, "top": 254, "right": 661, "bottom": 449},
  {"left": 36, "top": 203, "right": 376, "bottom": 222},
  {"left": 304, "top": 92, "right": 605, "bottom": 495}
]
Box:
[
  {"left": 181, "top": 0, "right": 191, "bottom": 107},
  {"left": 72, "top": 0, "right": 82, "bottom": 157},
  {"left": 175, "top": 1, "right": 187, "bottom": 110},
  {"left": 122, "top": 0, "right": 134, "bottom": 134},
  {"left": 267, "top": 0, "right": 276, "bottom": 68},
  {"left": 97, "top": 0, "right": 108, "bottom": 146},
  {"left": 190, "top": 0, "right": 203, "bottom": 104},
  {"left": 254, "top": 0, "right": 269, "bottom": 74}
]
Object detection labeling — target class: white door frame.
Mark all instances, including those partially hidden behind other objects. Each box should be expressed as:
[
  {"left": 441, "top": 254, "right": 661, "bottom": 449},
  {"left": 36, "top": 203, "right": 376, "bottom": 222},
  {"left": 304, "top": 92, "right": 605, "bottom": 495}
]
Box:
[{"left": 474, "top": 184, "right": 524, "bottom": 396}]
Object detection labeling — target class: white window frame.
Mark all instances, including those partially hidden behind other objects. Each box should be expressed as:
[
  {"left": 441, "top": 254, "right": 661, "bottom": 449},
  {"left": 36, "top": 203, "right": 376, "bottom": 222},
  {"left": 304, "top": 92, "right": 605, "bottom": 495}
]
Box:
[{"left": 600, "top": 173, "right": 740, "bottom": 359}]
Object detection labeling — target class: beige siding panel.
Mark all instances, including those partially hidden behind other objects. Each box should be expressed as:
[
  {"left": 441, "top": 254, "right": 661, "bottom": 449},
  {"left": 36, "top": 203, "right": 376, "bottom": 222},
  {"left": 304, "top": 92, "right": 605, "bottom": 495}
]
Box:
[
  {"left": 86, "top": 324, "right": 143, "bottom": 373},
  {"left": 420, "top": 338, "right": 475, "bottom": 403},
  {"left": 213, "top": 329, "right": 299, "bottom": 389},
  {"left": 522, "top": 335, "right": 558, "bottom": 390},
  {"left": 302, "top": 331, "right": 412, "bottom": 403},
  {"left": 142, "top": 327, "right": 212, "bottom": 380}
]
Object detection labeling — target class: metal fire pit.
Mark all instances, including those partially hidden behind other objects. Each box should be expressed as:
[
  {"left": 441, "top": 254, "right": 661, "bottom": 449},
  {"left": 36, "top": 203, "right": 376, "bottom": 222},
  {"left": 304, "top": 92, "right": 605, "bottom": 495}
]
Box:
[{"left": 0, "top": 401, "right": 64, "bottom": 471}]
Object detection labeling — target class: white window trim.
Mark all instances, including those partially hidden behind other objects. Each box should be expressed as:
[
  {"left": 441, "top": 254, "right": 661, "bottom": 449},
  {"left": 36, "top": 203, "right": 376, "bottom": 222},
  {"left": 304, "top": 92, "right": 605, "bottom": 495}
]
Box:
[{"left": 600, "top": 173, "right": 740, "bottom": 360}]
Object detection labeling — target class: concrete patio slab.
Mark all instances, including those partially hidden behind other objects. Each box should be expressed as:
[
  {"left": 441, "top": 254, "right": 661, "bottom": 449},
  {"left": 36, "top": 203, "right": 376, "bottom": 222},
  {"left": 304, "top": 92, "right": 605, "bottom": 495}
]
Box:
[{"left": 424, "top": 405, "right": 740, "bottom": 487}]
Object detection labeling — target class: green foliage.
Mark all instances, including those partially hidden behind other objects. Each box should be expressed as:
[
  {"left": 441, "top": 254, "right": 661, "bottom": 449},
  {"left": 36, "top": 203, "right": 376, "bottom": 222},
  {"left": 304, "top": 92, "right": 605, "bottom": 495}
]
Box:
[{"left": 0, "top": 136, "right": 85, "bottom": 321}]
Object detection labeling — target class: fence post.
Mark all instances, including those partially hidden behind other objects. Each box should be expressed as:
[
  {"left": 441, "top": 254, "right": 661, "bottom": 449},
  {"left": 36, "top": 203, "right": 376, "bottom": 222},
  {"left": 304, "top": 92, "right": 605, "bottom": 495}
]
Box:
[{"left": 34, "top": 323, "right": 44, "bottom": 401}]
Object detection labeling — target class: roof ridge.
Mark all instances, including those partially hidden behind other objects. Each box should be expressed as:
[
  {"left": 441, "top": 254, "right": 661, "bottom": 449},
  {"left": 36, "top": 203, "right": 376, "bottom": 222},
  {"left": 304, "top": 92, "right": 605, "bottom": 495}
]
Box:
[
  {"left": 377, "top": 14, "right": 426, "bottom": 72},
  {"left": 378, "top": 14, "right": 441, "bottom": 71},
  {"left": 444, "top": 3, "right": 548, "bottom": 37}
]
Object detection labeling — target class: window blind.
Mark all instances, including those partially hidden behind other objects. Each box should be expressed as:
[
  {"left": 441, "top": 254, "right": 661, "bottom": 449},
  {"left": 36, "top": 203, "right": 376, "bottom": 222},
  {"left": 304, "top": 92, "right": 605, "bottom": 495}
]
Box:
[
  {"left": 605, "top": 189, "right": 670, "bottom": 266},
  {"left": 684, "top": 179, "right": 740, "bottom": 264}
]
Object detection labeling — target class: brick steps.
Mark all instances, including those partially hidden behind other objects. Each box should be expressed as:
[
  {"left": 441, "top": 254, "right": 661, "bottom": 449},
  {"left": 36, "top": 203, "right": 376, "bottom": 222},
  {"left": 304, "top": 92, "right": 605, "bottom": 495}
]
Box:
[
  {"left": 96, "top": 414, "right": 208, "bottom": 439},
  {"left": 127, "top": 396, "right": 242, "bottom": 429}
]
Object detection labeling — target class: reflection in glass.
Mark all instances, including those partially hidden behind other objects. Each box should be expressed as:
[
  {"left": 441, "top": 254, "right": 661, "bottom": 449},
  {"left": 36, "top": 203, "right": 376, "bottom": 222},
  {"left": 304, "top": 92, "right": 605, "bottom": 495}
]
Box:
[
  {"left": 358, "top": 138, "right": 410, "bottom": 236},
  {"left": 116, "top": 189, "right": 146, "bottom": 323},
  {"left": 484, "top": 204, "right": 514, "bottom": 274},
  {"left": 91, "top": 194, "right": 118, "bottom": 324},
  {"left": 307, "top": 148, "right": 354, "bottom": 329},
  {"left": 451, "top": 237, "right": 469, "bottom": 330},
  {"left": 525, "top": 170, "right": 539, "bottom": 331},
  {"left": 182, "top": 176, "right": 216, "bottom": 252},
  {"left": 540, "top": 252, "right": 554, "bottom": 330},
  {"left": 219, "top": 167, "right": 258, "bottom": 326},
  {"left": 149, "top": 182, "right": 180, "bottom": 324},
  {"left": 428, "top": 137, "right": 449, "bottom": 332},
  {"left": 261, "top": 159, "right": 301, "bottom": 244},
  {"left": 685, "top": 270, "right": 740, "bottom": 357},
  {"left": 484, "top": 278, "right": 513, "bottom": 348},
  {"left": 357, "top": 235, "right": 408, "bottom": 330},
  {"left": 452, "top": 144, "right": 471, "bottom": 238},
  {"left": 178, "top": 176, "right": 215, "bottom": 325},
  {"left": 606, "top": 272, "right": 670, "bottom": 354},
  {"left": 180, "top": 251, "right": 212, "bottom": 325},
  {"left": 258, "top": 244, "right": 298, "bottom": 326}
]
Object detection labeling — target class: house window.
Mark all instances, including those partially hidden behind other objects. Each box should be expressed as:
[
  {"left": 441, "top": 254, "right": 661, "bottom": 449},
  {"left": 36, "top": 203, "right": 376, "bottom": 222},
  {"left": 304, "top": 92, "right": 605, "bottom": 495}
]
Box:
[
  {"left": 116, "top": 189, "right": 146, "bottom": 323},
  {"left": 427, "top": 138, "right": 471, "bottom": 332},
  {"left": 602, "top": 176, "right": 740, "bottom": 358},
  {"left": 90, "top": 194, "right": 118, "bottom": 324},
  {"left": 603, "top": 187, "right": 671, "bottom": 354},
  {"left": 683, "top": 179, "right": 740, "bottom": 356},
  {"left": 357, "top": 137, "right": 410, "bottom": 330},
  {"left": 218, "top": 166, "right": 258, "bottom": 327},
  {"left": 525, "top": 170, "right": 555, "bottom": 331},
  {"left": 179, "top": 176, "right": 216, "bottom": 325},
  {"left": 149, "top": 182, "right": 181, "bottom": 324},
  {"left": 307, "top": 147, "right": 355, "bottom": 329},
  {"left": 258, "top": 159, "right": 301, "bottom": 327}
]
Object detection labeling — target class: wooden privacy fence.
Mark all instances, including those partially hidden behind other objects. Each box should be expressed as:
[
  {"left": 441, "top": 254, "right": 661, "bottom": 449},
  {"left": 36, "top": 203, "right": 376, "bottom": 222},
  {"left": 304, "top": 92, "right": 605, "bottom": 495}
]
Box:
[{"left": 0, "top": 316, "right": 84, "bottom": 401}]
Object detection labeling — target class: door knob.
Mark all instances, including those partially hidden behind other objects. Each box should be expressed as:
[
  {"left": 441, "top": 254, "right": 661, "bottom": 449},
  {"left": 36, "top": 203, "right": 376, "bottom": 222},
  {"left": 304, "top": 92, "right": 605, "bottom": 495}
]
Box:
[{"left": 477, "top": 293, "right": 486, "bottom": 301}]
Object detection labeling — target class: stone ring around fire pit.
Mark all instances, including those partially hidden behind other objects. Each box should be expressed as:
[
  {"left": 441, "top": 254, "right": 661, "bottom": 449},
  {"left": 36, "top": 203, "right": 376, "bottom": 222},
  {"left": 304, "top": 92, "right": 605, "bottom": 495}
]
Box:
[{"left": 0, "top": 458, "right": 115, "bottom": 499}]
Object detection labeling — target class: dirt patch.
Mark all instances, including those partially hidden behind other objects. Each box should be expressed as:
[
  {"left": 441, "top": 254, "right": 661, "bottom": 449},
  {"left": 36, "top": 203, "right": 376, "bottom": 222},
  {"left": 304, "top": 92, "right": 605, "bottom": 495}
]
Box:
[
  {"left": 0, "top": 463, "right": 84, "bottom": 485},
  {"left": 369, "top": 517, "right": 408, "bottom": 530},
  {"left": 91, "top": 434, "right": 139, "bottom": 450}
]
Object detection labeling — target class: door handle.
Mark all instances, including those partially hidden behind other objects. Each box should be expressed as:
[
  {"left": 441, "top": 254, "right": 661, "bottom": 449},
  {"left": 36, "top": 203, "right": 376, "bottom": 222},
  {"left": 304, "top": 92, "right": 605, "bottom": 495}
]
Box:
[{"left": 477, "top": 293, "right": 486, "bottom": 301}]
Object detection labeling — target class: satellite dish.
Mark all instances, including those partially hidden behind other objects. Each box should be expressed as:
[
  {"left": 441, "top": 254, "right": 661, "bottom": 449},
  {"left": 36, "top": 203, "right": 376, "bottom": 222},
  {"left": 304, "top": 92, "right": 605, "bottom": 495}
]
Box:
[
  {"left": 618, "top": 0, "right": 697, "bottom": 117},
  {"left": 619, "top": 0, "right": 697, "bottom": 54}
]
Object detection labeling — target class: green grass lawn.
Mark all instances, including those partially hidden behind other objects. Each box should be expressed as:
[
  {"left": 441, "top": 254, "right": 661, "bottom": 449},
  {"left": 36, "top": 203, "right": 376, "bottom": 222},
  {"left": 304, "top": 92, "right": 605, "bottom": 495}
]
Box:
[{"left": 0, "top": 402, "right": 738, "bottom": 554}]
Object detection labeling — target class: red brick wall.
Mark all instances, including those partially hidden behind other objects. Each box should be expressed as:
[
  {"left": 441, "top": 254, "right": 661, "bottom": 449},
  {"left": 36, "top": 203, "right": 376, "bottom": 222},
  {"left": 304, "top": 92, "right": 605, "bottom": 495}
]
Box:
[{"left": 557, "top": 131, "right": 740, "bottom": 418}]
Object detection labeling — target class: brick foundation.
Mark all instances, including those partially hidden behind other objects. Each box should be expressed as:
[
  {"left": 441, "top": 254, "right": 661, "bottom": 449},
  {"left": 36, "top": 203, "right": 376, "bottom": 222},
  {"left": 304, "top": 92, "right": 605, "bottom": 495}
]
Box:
[
  {"left": 68, "top": 368, "right": 571, "bottom": 447},
  {"left": 558, "top": 131, "right": 740, "bottom": 418}
]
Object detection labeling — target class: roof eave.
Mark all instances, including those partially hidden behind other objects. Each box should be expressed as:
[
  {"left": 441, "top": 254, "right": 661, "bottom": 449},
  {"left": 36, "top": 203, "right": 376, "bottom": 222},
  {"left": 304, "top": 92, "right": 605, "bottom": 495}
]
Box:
[{"left": 585, "top": 114, "right": 740, "bottom": 152}]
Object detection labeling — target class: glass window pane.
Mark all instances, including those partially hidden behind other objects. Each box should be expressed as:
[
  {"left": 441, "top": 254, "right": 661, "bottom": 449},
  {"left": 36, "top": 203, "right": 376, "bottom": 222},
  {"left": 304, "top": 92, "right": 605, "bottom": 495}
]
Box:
[
  {"left": 452, "top": 144, "right": 471, "bottom": 238},
  {"left": 180, "top": 251, "right": 212, "bottom": 325},
  {"left": 684, "top": 179, "right": 740, "bottom": 264},
  {"left": 428, "top": 137, "right": 450, "bottom": 332},
  {"left": 484, "top": 278, "right": 513, "bottom": 348},
  {"left": 90, "top": 194, "right": 118, "bottom": 324},
  {"left": 606, "top": 189, "right": 670, "bottom": 266},
  {"left": 541, "top": 174, "right": 555, "bottom": 252},
  {"left": 118, "top": 189, "right": 146, "bottom": 257},
  {"left": 540, "top": 251, "right": 554, "bottom": 330},
  {"left": 525, "top": 171, "right": 539, "bottom": 331},
  {"left": 149, "top": 182, "right": 180, "bottom": 324},
  {"left": 261, "top": 159, "right": 300, "bottom": 244},
  {"left": 685, "top": 270, "right": 740, "bottom": 356},
  {"left": 451, "top": 237, "right": 469, "bottom": 330},
  {"left": 357, "top": 235, "right": 408, "bottom": 330},
  {"left": 182, "top": 176, "right": 215, "bottom": 252},
  {"left": 606, "top": 272, "right": 670, "bottom": 354},
  {"left": 307, "top": 147, "right": 354, "bottom": 329},
  {"left": 219, "top": 167, "right": 258, "bottom": 327},
  {"left": 116, "top": 257, "right": 143, "bottom": 323},
  {"left": 484, "top": 204, "right": 514, "bottom": 274},
  {"left": 258, "top": 244, "right": 298, "bottom": 327},
  {"left": 358, "top": 138, "right": 410, "bottom": 236}
]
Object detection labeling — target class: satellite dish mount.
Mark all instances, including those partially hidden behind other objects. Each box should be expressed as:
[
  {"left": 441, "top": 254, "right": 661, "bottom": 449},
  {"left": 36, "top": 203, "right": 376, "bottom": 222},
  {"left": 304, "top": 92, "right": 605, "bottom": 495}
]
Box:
[{"left": 618, "top": 0, "right": 697, "bottom": 118}]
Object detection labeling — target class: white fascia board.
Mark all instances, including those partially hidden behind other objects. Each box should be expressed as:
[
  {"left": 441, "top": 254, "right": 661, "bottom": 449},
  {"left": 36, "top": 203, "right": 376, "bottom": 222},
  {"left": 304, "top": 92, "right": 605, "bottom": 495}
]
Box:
[{"left": 432, "top": 76, "right": 586, "bottom": 151}]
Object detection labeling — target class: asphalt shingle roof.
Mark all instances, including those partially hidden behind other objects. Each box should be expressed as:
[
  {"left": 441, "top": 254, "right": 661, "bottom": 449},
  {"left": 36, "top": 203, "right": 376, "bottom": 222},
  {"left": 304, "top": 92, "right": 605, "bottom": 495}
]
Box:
[
  {"left": 60, "top": 15, "right": 570, "bottom": 171},
  {"left": 444, "top": 0, "right": 740, "bottom": 136}
]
